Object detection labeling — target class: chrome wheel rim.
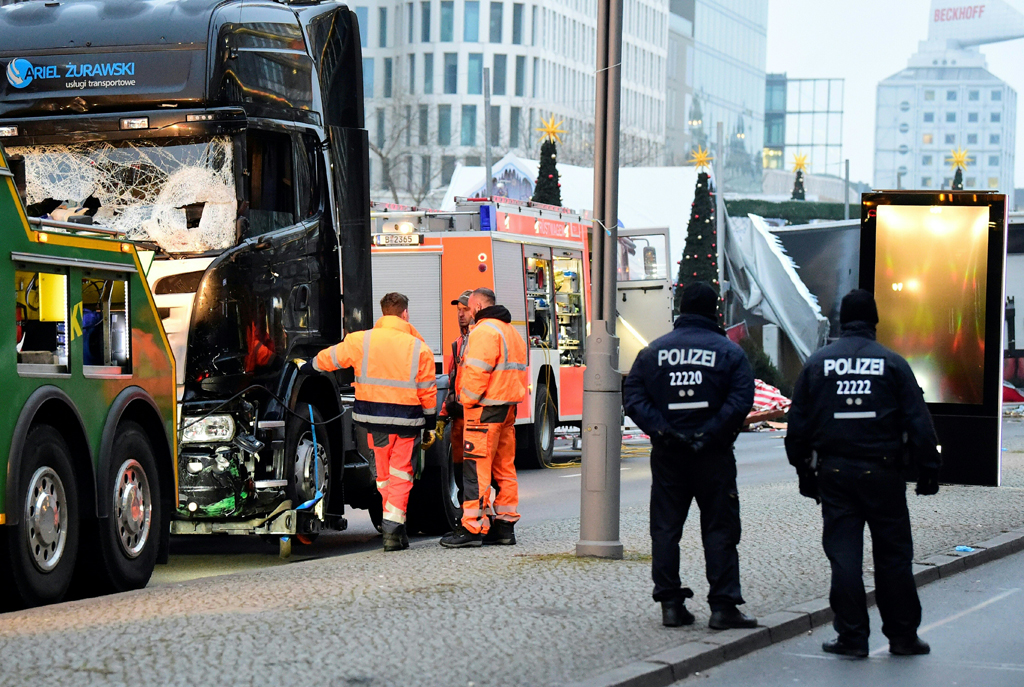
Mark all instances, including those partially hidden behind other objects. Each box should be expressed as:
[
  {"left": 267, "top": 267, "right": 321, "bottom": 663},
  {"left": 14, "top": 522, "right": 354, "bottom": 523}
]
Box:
[
  {"left": 114, "top": 459, "right": 152, "bottom": 559},
  {"left": 24, "top": 467, "right": 68, "bottom": 572}
]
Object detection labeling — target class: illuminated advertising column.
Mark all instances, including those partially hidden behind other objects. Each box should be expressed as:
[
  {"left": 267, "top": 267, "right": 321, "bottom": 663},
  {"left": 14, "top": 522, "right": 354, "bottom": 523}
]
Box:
[{"left": 860, "top": 191, "right": 1007, "bottom": 486}]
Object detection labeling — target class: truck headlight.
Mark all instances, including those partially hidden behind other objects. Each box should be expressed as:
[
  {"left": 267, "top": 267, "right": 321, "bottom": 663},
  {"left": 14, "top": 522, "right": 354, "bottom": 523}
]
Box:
[{"left": 182, "top": 415, "right": 236, "bottom": 443}]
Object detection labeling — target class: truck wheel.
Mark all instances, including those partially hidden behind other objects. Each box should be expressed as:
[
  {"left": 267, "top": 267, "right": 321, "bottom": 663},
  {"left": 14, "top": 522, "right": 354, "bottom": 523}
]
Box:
[
  {"left": 407, "top": 422, "right": 461, "bottom": 535},
  {"left": 286, "top": 405, "right": 331, "bottom": 518},
  {"left": 1, "top": 425, "right": 80, "bottom": 609},
  {"left": 515, "top": 382, "right": 557, "bottom": 469},
  {"left": 86, "top": 422, "right": 161, "bottom": 593}
]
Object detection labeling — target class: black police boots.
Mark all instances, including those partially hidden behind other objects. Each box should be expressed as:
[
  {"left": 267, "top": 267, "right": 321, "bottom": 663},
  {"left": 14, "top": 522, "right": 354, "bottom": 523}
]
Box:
[
  {"left": 889, "top": 636, "right": 930, "bottom": 655},
  {"left": 661, "top": 599, "right": 696, "bottom": 627},
  {"left": 708, "top": 607, "right": 758, "bottom": 630},
  {"left": 381, "top": 521, "right": 409, "bottom": 552},
  {"left": 440, "top": 525, "right": 483, "bottom": 548},
  {"left": 483, "top": 520, "right": 517, "bottom": 545},
  {"left": 822, "top": 638, "right": 868, "bottom": 658}
]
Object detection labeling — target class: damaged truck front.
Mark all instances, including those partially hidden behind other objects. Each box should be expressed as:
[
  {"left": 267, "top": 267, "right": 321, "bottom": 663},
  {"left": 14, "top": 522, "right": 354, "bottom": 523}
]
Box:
[{"left": 0, "top": 0, "right": 388, "bottom": 549}]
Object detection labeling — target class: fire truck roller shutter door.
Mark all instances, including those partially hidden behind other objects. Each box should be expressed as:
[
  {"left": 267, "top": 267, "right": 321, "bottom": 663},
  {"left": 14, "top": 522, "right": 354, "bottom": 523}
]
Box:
[{"left": 370, "top": 252, "right": 444, "bottom": 355}]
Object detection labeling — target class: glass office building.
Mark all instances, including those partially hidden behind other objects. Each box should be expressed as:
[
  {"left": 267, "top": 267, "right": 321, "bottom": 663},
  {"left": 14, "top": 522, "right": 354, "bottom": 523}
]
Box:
[{"left": 763, "top": 74, "right": 844, "bottom": 177}]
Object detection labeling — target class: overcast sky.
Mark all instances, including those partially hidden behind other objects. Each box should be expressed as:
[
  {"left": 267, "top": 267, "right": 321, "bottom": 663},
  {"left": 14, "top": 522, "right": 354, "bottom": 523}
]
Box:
[{"left": 765, "top": 0, "right": 1024, "bottom": 188}]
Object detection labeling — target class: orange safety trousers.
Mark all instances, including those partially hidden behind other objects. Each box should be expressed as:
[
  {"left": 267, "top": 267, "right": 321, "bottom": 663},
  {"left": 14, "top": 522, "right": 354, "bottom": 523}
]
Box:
[
  {"left": 368, "top": 432, "right": 417, "bottom": 525},
  {"left": 461, "top": 404, "right": 520, "bottom": 534}
]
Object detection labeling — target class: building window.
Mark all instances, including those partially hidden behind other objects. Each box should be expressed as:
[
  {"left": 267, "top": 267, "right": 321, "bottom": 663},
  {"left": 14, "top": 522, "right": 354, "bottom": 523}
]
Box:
[
  {"left": 898, "top": 144, "right": 909, "bottom": 154},
  {"left": 923, "top": 112, "right": 934, "bottom": 122},
  {"left": 468, "top": 53, "right": 483, "bottom": 94},
  {"left": 968, "top": 112, "right": 978, "bottom": 122},
  {"left": 969, "top": 90, "right": 979, "bottom": 101},
  {"left": 515, "top": 55, "right": 526, "bottom": 96},
  {"left": 441, "top": 0, "right": 454, "bottom": 40},
  {"left": 419, "top": 105, "right": 429, "bottom": 145},
  {"left": 945, "top": 112, "right": 956, "bottom": 123},
  {"left": 466, "top": 155, "right": 481, "bottom": 166},
  {"left": 989, "top": 154, "right": 1000, "bottom": 166},
  {"left": 405, "top": 106, "right": 412, "bottom": 145},
  {"left": 461, "top": 104, "right": 477, "bottom": 146},
  {"left": 944, "top": 134, "right": 955, "bottom": 144},
  {"left": 444, "top": 52, "right": 458, "bottom": 93},
  {"left": 464, "top": 1, "right": 480, "bottom": 41},
  {"left": 921, "top": 177, "right": 931, "bottom": 188},
  {"left": 376, "top": 108, "right": 386, "bottom": 148},
  {"left": 992, "top": 90, "right": 1002, "bottom": 101},
  {"left": 424, "top": 53, "right": 434, "bottom": 93},
  {"left": 899, "top": 101, "right": 910, "bottom": 111},
  {"left": 988, "top": 177, "right": 999, "bottom": 189},
  {"left": 899, "top": 122, "right": 910, "bottom": 133},
  {"left": 442, "top": 155, "right": 456, "bottom": 183},
  {"left": 438, "top": 104, "right": 452, "bottom": 145},
  {"left": 512, "top": 3, "right": 524, "bottom": 44},
  {"left": 924, "top": 90, "right": 935, "bottom": 101},
  {"left": 406, "top": 156, "right": 414, "bottom": 191},
  {"left": 922, "top": 133, "right": 933, "bottom": 144},
  {"left": 379, "top": 7, "right": 388, "bottom": 47},
  {"left": 990, "top": 134, "right": 1001, "bottom": 144},
  {"left": 356, "top": 6, "right": 369, "bottom": 45},
  {"left": 965, "top": 177, "right": 976, "bottom": 187},
  {"left": 408, "top": 3, "right": 415, "bottom": 43},
  {"left": 490, "top": 1, "right": 503, "bottom": 42},
  {"left": 492, "top": 54, "right": 507, "bottom": 95},
  {"left": 967, "top": 133, "right": 977, "bottom": 144},
  {"left": 943, "top": 177, "right": 952, "bottom": 187},
  {"left": 489, "top": 105, "right": 500, "bottom": 145},
  {"left": 363, "top": 57, "right": 374, "bottom": 96},
  {"left": 422, "top": 1, "right": 432, "bottom": 41},
  {"left": 384, "top": 57, "right": 393, "bottom": 97},
  {"left": 510, "top": 106, "right": 521, "bottom": 146},
  {"left": 946, "top": 90, "right": 957, "bottom": 101},
  {"left": 991, "top": 112, "right": 1001, "bottom": 123},
  {"left": 922, "top": 155, "right": 933, "bottom": 166},
  {"left": 409, "top": 54, "right": 416, "bottom": 93},
  {"left": 531, "top": 5, "right": 537, "bottom": 46},
  {"left": 421, "top": 155, "right": 431, "bottom": 188},
  {"left": 532, "top": 56, "right": 538, "bottom": 97}
]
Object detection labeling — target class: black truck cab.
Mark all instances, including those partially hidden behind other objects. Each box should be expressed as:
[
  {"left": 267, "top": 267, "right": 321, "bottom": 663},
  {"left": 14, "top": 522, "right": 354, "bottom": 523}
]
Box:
[{"left": 0, "top": 0, "right": 382, "bottom": 540}]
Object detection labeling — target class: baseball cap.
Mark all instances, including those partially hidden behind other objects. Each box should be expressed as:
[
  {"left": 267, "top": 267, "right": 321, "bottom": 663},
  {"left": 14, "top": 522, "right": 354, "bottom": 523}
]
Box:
[{"left": 451, "top": 289, "right": 473, "bottom": 306}]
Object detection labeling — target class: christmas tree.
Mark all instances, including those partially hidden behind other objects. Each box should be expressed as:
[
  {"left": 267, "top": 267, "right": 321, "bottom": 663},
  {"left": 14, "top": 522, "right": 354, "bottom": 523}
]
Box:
[
  {"left": 949, "top": 146, "right": 969, "bottom": 190},
  {"left": 791, "top": 153, "right": 807, "bottom": 201},
  {"left": 532, "top": 116, "right": 566, "bottom": 206},
  {"left": 674, "top": 147, "right": 721, "bottom": 320}
]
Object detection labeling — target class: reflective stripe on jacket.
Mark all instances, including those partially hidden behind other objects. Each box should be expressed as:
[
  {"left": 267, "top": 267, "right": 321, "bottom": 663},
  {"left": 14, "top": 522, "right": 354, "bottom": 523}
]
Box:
[
  {"left": 457, "top": 317, "right": 527, "bottom": 407},
  {"left": 314, "top": 316, "right": 437, "bottom": 431}
]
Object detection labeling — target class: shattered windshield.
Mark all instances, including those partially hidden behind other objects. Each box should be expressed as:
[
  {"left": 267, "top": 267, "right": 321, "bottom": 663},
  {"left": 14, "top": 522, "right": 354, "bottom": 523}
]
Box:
[{"left": 9, "top": 137, "right": 238, "bottom": 253}]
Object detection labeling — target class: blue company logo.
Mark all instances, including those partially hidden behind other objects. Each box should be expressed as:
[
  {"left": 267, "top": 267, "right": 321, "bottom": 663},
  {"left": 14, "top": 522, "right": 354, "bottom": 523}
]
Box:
[{"left": 6, "top": 58, "right": 33, "bottom": 89}]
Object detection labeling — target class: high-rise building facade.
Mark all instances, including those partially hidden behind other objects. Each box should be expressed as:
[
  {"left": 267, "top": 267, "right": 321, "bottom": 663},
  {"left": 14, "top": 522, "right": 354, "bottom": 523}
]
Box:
[
  {"left": 359, "top": 0, "right": 669, "bottom": 201},
  {"left": 875, "top": 1, "right": 1022, "bottom": 193},
  {"left": 763, "top": 73, "right": 844, "bottom": 177}
]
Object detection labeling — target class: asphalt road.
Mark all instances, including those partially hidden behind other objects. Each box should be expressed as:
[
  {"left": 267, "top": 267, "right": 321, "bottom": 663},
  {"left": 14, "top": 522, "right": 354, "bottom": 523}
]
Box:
[
  {"left": 681, "top": 549, "right": 1024, "bottom": 686},
  {"left": 151, "top": 430, "right": 792, "bottom": 585}
]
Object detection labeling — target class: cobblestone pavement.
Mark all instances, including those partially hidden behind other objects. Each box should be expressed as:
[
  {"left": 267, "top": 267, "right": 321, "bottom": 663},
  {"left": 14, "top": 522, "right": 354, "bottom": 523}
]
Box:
[{"left": 1, "top": 447, "right": 1023, "bottom": 687}]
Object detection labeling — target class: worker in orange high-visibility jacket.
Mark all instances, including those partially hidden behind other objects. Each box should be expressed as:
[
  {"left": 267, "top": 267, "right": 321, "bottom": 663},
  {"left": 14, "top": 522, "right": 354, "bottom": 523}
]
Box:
[
  {"left": 302, "top": 292, "right": 436, "bottom": 552},
  {"left": 440, "top": 287, "right": 527, "bottom": 548}
]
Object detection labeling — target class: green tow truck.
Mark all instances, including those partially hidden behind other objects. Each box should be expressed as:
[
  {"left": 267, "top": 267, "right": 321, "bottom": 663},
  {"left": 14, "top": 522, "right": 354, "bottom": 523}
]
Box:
[{"left": 0, "top": 144, "right": 176, "bottom": 609}]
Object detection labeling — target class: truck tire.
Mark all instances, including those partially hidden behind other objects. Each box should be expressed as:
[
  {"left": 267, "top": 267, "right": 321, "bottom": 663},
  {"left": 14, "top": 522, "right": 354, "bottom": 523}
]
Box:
[
  {"left": 285, "top": 405, "right": 331, "bottom": 518},
  {"left": 0, "top": 424, "right": 80, "bottom": 609},
  {"left": 515, "top": 381, "right": 557, "bottom": 469},
  {"left": 84, "top": 422, "right": 161, "bottom": 594},
  {"left": 407, "top": 422, "right": 461, "bottom": 535}
]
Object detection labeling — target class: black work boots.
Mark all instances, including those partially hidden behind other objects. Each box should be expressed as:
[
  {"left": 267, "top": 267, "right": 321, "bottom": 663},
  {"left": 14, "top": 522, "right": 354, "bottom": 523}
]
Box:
[
  {"left": 822, "top": 638, "right": 869, "bottom": 658},
  {"left": 439, "top": 525, "right": 483, "bottom": 548},
  {"left": 483, "top": 520, "right": 516, "bottom": 545},
  {"left": 708, "top": 607, "right": 758, "bottom": 630},
  {"left": 382, "top": 521, "right": 409, "bottom": 552},
  {"left": 888, "top": 635, "right": 930, "bottom": 655},
  {"left": 661, "top": 599, "right": 696, "bottom": 627}
]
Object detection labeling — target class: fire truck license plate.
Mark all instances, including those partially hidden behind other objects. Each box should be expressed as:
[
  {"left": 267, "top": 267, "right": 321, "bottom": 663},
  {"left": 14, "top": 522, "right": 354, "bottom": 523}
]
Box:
[{"left": 374, "top": 234, "right": 422, "bottom": 246}]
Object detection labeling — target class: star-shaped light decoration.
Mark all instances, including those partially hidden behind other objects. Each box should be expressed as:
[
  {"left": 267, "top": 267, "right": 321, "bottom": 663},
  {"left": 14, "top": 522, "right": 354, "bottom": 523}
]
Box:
[
  {"left": 948, "top": 146, "right": 970, "bottom": 171},
  {"left": 792, "top": 153, "right": 808, "bottom": 174},
  {"left": 535, "top": 116, "right": 566, "bottom": 144},
  {"left": 688, "top": 146, "right": 713, "bottom": 170}
]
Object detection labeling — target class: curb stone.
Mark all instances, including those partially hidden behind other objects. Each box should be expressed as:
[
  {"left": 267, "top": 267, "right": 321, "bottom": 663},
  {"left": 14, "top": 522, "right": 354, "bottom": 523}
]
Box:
[{"left": 562, "top": 529, "right": 1024, "bottom": 687}]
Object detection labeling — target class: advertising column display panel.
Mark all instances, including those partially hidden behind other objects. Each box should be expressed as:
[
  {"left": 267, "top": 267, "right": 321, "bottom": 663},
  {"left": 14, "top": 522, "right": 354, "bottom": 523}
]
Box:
[{"left": 861, "top": 192, "right": 1007, "bottom": 486}]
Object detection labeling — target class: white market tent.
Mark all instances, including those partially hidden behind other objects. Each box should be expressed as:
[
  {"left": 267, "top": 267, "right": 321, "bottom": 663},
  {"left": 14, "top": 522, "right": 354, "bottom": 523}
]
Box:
[{"left": 440, "top": 153, "right": 700, "bottom": 261}]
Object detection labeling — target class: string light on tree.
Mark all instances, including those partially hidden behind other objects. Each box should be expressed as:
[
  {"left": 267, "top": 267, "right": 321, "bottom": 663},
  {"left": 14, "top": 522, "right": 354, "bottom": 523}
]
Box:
[
  {"left": 674, "top": 146, "right": 722, "bottom": 321},
  {"left": 791, "top": 153, "right": 807, "bottom": 201}
]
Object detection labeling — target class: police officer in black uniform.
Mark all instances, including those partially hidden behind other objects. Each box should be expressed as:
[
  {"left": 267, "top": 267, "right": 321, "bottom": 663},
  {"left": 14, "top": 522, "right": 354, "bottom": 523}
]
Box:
[
  {"left": 786, "top": 289, "right": 940, "bottom": 658},
  {"left": 624, "top": 282, "right": 757, "bottom": 629}
]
